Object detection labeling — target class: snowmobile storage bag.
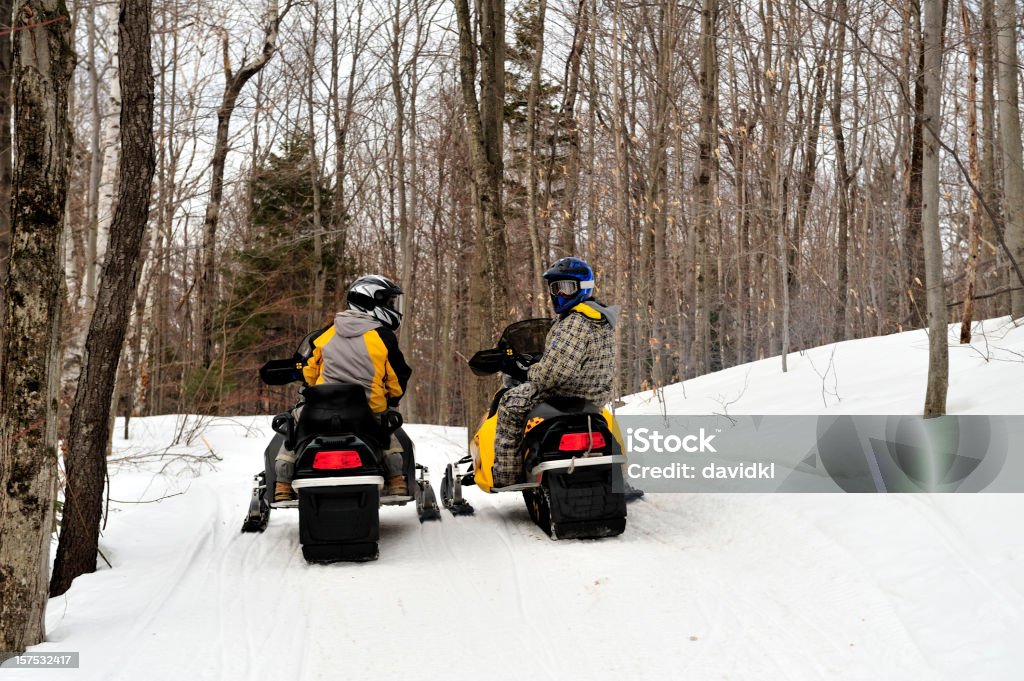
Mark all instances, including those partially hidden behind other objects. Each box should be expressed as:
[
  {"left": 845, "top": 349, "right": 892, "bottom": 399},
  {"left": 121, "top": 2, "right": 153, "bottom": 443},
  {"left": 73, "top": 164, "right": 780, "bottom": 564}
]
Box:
[
  {"left": 544, "top": 466, "right": 626, "bottom": 538},
  {"left": 297, "top": 482, "right": 380, "bottom": 561},
  {"left": 293, "top": 433, "right": 383, "bottom": 562}
]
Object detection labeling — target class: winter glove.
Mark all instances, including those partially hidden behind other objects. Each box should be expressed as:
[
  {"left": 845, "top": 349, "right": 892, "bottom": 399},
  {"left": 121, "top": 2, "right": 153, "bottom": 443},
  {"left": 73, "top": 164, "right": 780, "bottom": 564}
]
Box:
[{"left": 380, "top": 408, "right": 403, "bottom": 433}]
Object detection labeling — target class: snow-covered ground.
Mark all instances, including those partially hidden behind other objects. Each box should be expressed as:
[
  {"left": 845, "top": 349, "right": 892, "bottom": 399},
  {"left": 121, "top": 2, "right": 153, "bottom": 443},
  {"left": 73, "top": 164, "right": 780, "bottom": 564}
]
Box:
[
  {"left": 619, "top": 316, "right": 1024, "bottom": 416},
  {"left": 8, "top": 318, "right": 1024, "bottom": 680}
]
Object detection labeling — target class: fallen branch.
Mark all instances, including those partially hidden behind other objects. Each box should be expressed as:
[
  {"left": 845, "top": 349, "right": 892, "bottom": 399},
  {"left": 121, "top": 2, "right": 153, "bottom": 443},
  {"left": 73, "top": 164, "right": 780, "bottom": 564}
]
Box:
[
  {"left": 946, "top": 286, "right": 1024, "bottom": 308},
  {"left": 107, "top": 491, "right": 185, "bottom": 504}
]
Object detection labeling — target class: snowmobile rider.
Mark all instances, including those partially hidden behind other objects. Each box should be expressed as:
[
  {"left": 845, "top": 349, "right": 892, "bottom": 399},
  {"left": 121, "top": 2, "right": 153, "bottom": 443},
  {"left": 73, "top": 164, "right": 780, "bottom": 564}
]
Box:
[
  {"left": 274, "top": 274, "right": 413, "bottom": 502},
  {"left": 492, "top": 257, "right": 618, "bottom": 488}
]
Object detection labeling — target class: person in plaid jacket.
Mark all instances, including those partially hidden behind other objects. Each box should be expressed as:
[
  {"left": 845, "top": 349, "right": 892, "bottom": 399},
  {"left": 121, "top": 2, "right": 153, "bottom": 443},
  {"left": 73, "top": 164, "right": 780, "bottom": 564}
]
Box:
[{"left": 492, "top": 257, "right": 619, "bottom": 487}]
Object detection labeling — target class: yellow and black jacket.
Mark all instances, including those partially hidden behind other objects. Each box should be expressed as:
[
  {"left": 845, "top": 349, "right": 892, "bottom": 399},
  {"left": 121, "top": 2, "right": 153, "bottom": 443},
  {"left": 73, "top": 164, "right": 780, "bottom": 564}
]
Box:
[{"left": 299, "top": 311, "right": 411, "bottom": 414}]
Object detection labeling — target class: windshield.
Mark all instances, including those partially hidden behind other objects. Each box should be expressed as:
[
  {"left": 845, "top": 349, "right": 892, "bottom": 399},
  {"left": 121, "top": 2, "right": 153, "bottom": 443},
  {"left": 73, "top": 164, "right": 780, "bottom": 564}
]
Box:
[{"left": 499, "top": 318, "right": 553, "bottom": 357}]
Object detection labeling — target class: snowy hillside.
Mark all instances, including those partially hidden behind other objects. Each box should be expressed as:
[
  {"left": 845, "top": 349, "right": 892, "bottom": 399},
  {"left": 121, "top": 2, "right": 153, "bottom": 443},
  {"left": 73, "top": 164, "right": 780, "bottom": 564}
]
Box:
[
  {"left": 619, "top": 316, "right": 1024, "bottom": 415},
  {"left": 7, "top": 318, "right": 1024, "bottom": 680}
]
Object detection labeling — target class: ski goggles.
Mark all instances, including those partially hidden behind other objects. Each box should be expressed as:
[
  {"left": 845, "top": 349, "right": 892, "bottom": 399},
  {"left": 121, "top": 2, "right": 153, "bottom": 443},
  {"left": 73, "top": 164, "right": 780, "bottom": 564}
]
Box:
[{"left": 548, "top": 279, "right": 594, "bottom": 297}]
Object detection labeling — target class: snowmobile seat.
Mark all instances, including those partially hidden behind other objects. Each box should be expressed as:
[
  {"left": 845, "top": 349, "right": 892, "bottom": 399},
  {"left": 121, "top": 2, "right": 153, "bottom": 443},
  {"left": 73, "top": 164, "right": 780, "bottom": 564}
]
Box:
[
  {"left": 294, "top": 383, "right": 388, "bottom": 449},
  {"left": 533, "top": 395, "right": 603, "bottom": 417}
]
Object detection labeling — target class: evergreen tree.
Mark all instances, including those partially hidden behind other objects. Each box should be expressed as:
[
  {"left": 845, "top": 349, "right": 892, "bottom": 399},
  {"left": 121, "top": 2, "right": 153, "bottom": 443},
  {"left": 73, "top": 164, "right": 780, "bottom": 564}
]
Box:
[{"left": 218, "top": 132, "right": 339, "bottom": 409}]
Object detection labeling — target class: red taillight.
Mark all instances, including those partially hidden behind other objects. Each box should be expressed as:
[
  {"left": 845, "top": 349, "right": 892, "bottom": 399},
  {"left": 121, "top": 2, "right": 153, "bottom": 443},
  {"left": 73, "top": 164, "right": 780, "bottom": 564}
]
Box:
[
  {"left": 312, "top": 450, "right": 363, "bottom": 470},
  {"left": 558, "top": 432, "right": 607, "bottom": 451}
]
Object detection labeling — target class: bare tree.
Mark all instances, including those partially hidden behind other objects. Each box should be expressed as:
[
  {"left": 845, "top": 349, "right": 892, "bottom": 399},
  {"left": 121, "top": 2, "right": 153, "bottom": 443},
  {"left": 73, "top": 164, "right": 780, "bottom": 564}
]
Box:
[
  {"left": 40, "top": 0, "right": 1019, "bottom": 427},
  {"left": 831, "top": 0, "right": 852, "bottom": 342},
  {"left": 959, "top": 1, "right": 980, "bottom": 343},
  {"left": 49, "top": 0, "right": 156, "bottom": 598},
  {"left": 329, "top": 0, "right": 369, "bottom": 312},
  {"left": 995, "top": 0, "right": 1024, "bottom": 317},
  {"left": 524, "top": 0, "right": 548, "bottom": 306},
  {"left": 198, "top": 0, "right": 293, "bottom": 371},
  {"left": 88, "top": 3, "right": 121, "bottom": 309},
  {"left": 921, "top": 0, "right": 947, "bottom": 416},
  {"left": 904, "top": 0, "right": 927, "bottom": 328},
  {"left": 0, "top": 0, "right": 75, "bottom": 652},
  {"left": 0, "top": 0, "right": 12, "bottom": 330},
  {"left": 692, "top": 0, "right": 718, "bottom": 376},
  {"left": 454, "top": 0, "right": 509, "bottom": 422}
]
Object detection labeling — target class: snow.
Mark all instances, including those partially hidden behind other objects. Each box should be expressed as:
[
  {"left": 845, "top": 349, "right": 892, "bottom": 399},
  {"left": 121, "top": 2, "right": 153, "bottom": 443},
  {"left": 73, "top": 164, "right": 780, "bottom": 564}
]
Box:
[
  {"left": 618, "top": 316, "right": 1024, "bottom": 416},
  {"left": 8, "top": 318, "right": 1024, "bottom": 680}
]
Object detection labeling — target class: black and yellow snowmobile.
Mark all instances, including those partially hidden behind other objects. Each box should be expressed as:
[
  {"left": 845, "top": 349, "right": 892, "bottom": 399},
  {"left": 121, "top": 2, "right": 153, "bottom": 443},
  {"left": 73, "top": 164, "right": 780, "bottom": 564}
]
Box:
[
  {"left": 241, "top": 355, "right": 440, "bottom": 563},
  {"left": 441, "top": 319, "right": 628, "bottom": 539}
]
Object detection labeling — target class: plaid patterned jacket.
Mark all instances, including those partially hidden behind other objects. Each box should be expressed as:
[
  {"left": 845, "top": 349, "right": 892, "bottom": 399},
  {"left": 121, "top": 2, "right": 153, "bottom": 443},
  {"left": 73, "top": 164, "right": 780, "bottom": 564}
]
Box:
[{"left": 527, "top": 301, "right": 617, "bottom": 404}]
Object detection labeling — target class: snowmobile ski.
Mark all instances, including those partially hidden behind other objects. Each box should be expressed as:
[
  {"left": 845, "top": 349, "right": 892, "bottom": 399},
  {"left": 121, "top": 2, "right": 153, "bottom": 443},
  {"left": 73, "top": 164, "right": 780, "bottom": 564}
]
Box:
[
  {"left": 415, "top": 464, "right": 442, "bottom": 522},
  {"left": 241, "top": 472, "right": 271, "bottom": 532},
  {"left": 441, "top": 462, "right": 475, "bottom": 516}
]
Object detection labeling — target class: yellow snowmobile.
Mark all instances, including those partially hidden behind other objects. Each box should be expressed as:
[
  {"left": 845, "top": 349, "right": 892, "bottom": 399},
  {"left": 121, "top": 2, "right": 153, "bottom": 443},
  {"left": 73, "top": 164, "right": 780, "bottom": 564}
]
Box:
[{"left": 441, "top": 319, "right": 628, "bottom": 538}]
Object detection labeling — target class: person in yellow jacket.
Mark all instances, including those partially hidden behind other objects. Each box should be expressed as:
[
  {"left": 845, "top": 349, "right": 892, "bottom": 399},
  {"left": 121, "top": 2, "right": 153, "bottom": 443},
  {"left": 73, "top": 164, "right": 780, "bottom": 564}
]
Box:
[{"left": 275, "top": 275, "right": 412, "bottom": 502}]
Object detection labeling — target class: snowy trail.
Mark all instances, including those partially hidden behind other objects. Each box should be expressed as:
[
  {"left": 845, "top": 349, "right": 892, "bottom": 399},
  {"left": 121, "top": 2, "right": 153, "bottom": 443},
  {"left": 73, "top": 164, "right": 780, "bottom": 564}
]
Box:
[
  {"left": 11, "top": 420, "right": 1018, "bottom": 681},
  {"left": 9, "top": 319, "right": 1024, "bottom": 680}
]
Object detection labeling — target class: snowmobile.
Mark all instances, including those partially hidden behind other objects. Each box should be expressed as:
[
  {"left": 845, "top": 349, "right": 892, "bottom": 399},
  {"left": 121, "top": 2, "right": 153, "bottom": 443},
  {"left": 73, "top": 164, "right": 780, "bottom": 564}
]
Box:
[
  {"left": 440, "top": 318, "right": 628, "bottom": 539},
  {"left": 241, "top": 359, "right": 440, "bottom": 563}
]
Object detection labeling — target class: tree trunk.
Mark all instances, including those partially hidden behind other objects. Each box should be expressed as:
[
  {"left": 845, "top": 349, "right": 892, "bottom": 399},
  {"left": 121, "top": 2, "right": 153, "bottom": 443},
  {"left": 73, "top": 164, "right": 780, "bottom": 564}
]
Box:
[
  {"left": 331, "top": 0, "right": 363, "bottom": 311},
  {"left": 644, "top": 0, "right": 677, "bottom": 386},
  {"left": 610, "top": 0, "right": 628, "bottom": 392},
  {"left": 921, "top": 0, "right": 948, "bottom": 416},
  {"left": 693, "top": 0, "right": 718, "bottom": 376},
  {"left": 306, "top": 3, "right": 325, "bottom": 325},
  {"left": 960, "top": 1, "right": 980, "bottom": 344},
  {"left": 0, "top": 0, "right": 75, "bottom": 652},
  {"left": 92, "top": 2, "right": 121, "bottom": 303},
  {"left": 64, "top": 1, "right": 121, "bottom": 414},
  {"left": 832, "top": 0, "right": 851, "bottom": 342},
  {"left": 904, "top": 0, "right": 926, "bottom": 327},
  {"left": 546, "top": 0, "right": 588, "bottom": 260},
  {"left": 978, "top": 0, "right": 998, "bottom": 260},
  {"left": 0, "top": 0, "right": 12, "bottom": 333},
  {"left": 524, "top": 0, "right": 547, "bottom": 313},
  {"left": 50, "top": 0, "right": 155, "bottom": 598},
  {"left": 454, "top": 0, "right": 509, "bottom": 428},
  {"left": 199, "top": 0, "right": 290, "bottom": 372},
  {"left": 792, "top": 50, "right": 827, "bottom": 307},
  {"left": 995, "top": 0, "right": 1024, "bottom": 317},
  {"left": 391, "top": 0, "right": 419, "bottom": 420}
]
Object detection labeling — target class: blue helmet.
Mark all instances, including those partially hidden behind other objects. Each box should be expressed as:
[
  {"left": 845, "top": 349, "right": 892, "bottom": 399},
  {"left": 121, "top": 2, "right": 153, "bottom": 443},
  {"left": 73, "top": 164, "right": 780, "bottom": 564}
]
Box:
[{"left": 542, "top": 257, "right": 595, "bottom": 315}]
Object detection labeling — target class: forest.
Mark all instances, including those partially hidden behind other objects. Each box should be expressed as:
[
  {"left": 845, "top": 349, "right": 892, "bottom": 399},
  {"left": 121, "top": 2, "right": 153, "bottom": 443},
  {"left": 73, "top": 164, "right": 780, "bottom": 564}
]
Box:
[
  {"left": 1, "top": 0, "right": 1023, "bottom": 657},
  {"left": 2, "top": 0, "right": 1022, "bottom": 427}
]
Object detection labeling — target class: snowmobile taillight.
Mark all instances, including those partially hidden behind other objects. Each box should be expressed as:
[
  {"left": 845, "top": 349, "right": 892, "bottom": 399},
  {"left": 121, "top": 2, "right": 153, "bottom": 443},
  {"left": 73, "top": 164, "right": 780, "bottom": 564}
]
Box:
[
  {"left": 312, "top": 450, "right": 363, "bottom": 470},
  {"left": 558, "top": 432, "right": 606, "bottom": 451}
]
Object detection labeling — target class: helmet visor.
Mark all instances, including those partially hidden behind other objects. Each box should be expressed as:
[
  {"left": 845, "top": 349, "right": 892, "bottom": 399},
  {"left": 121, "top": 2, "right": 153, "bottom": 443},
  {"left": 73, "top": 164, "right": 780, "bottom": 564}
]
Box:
[
  {"left": 382, "top": 294, "right": 404, "bottom": 317},
  {"left": 548, "top": 280, "right": 580, "bottom": 297}
]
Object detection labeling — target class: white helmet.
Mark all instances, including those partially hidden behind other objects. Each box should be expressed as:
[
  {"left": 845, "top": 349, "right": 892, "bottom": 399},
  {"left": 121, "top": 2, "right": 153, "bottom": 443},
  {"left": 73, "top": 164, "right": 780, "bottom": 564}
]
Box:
[{"left": 346, "top": 274, "right": 404, "bottom": 330}]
